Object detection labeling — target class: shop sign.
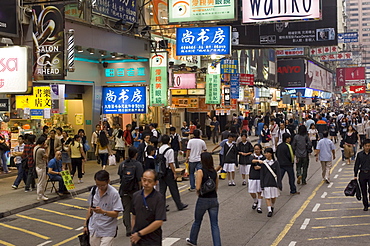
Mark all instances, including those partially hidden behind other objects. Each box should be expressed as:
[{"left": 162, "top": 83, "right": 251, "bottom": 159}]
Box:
[
  {"left": 243, "top": 0, "right": 321, "bottom": 23},
  {"left": 168, "top": 0, "right": 234, "bottom": 23},
  {"left": 221, "top": 59, "right": 238, "bottom": 74},
  {"left": 16, "top": 86, "right": 52, "bottom": 109},
  {"left": 230, "top": 74, "right": 239, "bottom": 99},
  {"left": 310, "top": 46, "right": 339, "bottom": 56},
  {"left": 276, "top": 48, "right": 304, "bottom": 57},
  {"left": 50, "top": 84, "right": 65, "bottom": 114},
  {"left": 349, "top": 86, "right": 366, "bottom": 94},
  {"left": 30, "top": 109, "right": 44, "bottom": 119},
  {"left": 0, "top": 0, "right": 18, "bottom": 36},
  {"left": 61, "top": 170, "right": 75, "bottom": 191},
  {"left": 305, "top": 60, "right": 333, "bottom": 91},
  {"left": 224, "top": 86, "right": 230, "bottom": 106},
  {"left": 336, "top": 68, "right": 345, "bottom": 86},
  {"left": 176, "top": 26, "right": 231, "bottom": 56},
  {"left": 93, "top": 0, "right": 137, "bottom": 23},
  {"left": 338, "top": 32, "right": 358, "bottom": 43},
  {"left": 320, "top": 53, "right": 352, "bottom": 62},
  {"left": 33, "top": 5, "right": 65, "bottom": 80},
  {"left": 188, "top": 89, "right": 205, "bottom": 95},
  {"left": 104, "top": 61, "right": 149, "bottom": 84},
  {"left": 205, "top": 74, "right": 221, "bottom": 104},
  {"left": 278, "top": 59, "right": 305, "bottom": 88},
  {"left": 171, "top": 73, "right": 196, "bottom": 89},
  {"left": 102, "top": 86, "right": 146, "bottom": 114},
  {"left": 150, "top": 52, "right": 168, "bottom": 106},
  {"left": 171, "top": 98, "right": 199, "bottom": 108},
  {"left": 188, "top": 98, "right": 210, "bottom": 112},
  {"left": 171, "top": 89, "right": 188, "bottom": 95},
  {"left": 240, "top": 74, "right": 254, "bottom": 86},
  {"left": 0, "top": 99, "right": 9, "bottom": 112},
  {"left": 336, "top": 67, "right": 365, "bottom": 85}
]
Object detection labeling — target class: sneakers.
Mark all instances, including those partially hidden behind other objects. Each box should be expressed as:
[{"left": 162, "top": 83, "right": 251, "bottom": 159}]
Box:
[
  {"left": 325, "top": 178, "right": 330, "bottom": 184},
  {"left": 78, "top": 180, "right": 83, "bottom": 184},
  {"left": 25, "top": 188, "right": 33, "bottom": 192},
  {"left": 12, "top": 185, "right": 18, "bottom": 189},
  {"left": 188, "top": 188, "right": 196, "bottom": 192},
  {"left": 178, "top": 204, "right": 188, "bottom": 211},
  {"left": 297, "top": 176, "right": 302, "bottom": 185},
  {"left": 228, "top": 181, "right": 236, "bottom": 186},
  {"left": 242, "top": 180, "right": 247, "bottom": 186},
  {"left": 228, "top": 181, "right": 232, "bottom": 186},
  {"left": 186, "top": 238, "right": 197, "bottom": 246},
  {"left": 37, "top": 196, "right": 48, "bottom": 201}
]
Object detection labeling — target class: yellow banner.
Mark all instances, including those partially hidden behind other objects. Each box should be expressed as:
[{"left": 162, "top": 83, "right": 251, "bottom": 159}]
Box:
[
  {"left": 61, "top": 170, "right": 76, "bottom": 191},
  {"left": 16, "top": 86, "right": 51, "bottom": 109}
]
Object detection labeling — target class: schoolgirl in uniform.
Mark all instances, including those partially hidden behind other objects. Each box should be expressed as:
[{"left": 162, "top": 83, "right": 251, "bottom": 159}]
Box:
[
  {"left": 259, "top": 148, "right": 282, "bottom": 217},
  {"left": 238, "top": 133, "right": 254, "bottom": 185},
  {"left": 248, "top": 144, "right": 265, "bottom": 213}
]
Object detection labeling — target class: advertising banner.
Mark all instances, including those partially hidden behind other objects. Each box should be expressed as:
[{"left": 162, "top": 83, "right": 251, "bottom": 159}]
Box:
[
  {"left": 168, "top": 0, "right": 234, "bottom": 23},
  {"left": 221, "top": 59, "right": 238, "bottom": 74},
  {"left": 16, "top": 86, "right": 52, "bottom": 109},
  {"left": 320, "top": 53, "right": 352, "bottom": 62},
  {"left": 102, "top": 86, "right": 147, "bottom": 114},
  {"left": 277, "top": 59, "right": 305, "bottom": 88},
  {"left": 176, "top": 26, "right": 231, "bottom": 56},
  {"left": 240, "top": 74, "right": 254, "bottom": 86},
  {"left": 338, "top": 32, "right": 358, "bottom": 43},
  {"left": 276, "top": 48, "right": 304, "bottom": 57},
  {"left": 93, "top": 0, "right": 137, "bottom": 24},
  {"left": 336, "top": 68, "right": 345, "bottom": 87},
  {"left": 205, "top": 74, "right": 221, "bottom": 104},
  {"left": 343, "top": 67, "right": 366, "bottom": 85},
  {"left": 32, "top": 4, "right": 65, "bottom": 80},
  {"left": 50, "top": 84, "right": 65, "bottom": 114},
  {"left": 171, "top": 74, "right": 196, "bottom": 89},
  {"left": 150, "top": 52, "right": 168, "bottom": 106},
  {"left": 171, "top": 98, "right": 199, "bottom": 108},
  {"left": 243, "top": 0, "right": 321, "bottom": 24},
  {"left": 349, "top": 86, "right": 366, "bottom": 94},
  {"left": 305, "top": 60, "right": 332, "bottom": 92},
  {"left": 61, "top": 170, "right": 75, "bottom": 191},
  {"left": 230, "top": 74, "right": 239, "bottom": 99},
  {"left": 0, "top": 0, "right": 18, "bottom": 37},
  {"left": 223, "top": 86, "right": 230, "bottom": 106},
  {"left": 104, "top": 61, "right": 149, "bottom": 84}
]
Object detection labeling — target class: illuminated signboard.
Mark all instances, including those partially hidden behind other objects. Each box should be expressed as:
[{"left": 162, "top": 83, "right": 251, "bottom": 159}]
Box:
[
  {"left": 171, "top": 73, "right": 196, "bottom": 89},
  {"left": 150, "top": 52, "right": 168, "bottom": 106},
  {"left": 102, "top": 86, "right": 147, "bottom": 114},
  {"left": 104, "top": 61, "right": 149, "bottom": 84},
  {"left": 16, "top": 86, "right": 51, "bottom": 109}
]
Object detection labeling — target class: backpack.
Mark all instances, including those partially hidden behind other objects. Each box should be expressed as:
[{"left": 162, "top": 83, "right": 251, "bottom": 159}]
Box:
[
  {"left": 200, "top": 169, "right": 216, "bottom": 196},
  {"left": 155, "top": 147, "right": 171, "bottom": 179},
  {"left": 119, "top": 159, "right": 137, "bottom": 195},
  {"left": 170, "top": 133, "right": 180, "bottom": 151}
]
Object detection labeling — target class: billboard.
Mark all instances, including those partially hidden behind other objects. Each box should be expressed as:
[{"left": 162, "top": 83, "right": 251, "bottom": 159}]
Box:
[
  {"left": 102, "top": 86, "right": 147, "bottom": 114},
  {"left": 170, "top": 73, "right": 196, "bottom": 89},
  {"left": 277, "top": 59, "right": 305, "bottom": 88},
  {"left": 168, "top": 0, "right": 234, "bottom": 23},
  {"left": 305, "top": 60, "right": 332, "bottom": 92},
  {"left": 349, "top": 86, "right": 366, "bottom": 94},
  {"left": 104, "top": 61, "right": 149, "bottom": 84},
  {"left": 336, "top": 67, "right": 366, "bottom": 85},
  {"left": 234, "top": 0, "right": 337, "bottom": 46},
  {"left": 93, "top": 0, "right": 137, "bottom": 24},
  {"left": 338, "top": 32, "right": 358, "bottom": 43},
  {"left": 0, "top": 0, "right": 18, "bottom": 37},
  {"left": 243, "top": 0, "right": 321, "bottom": 24},
  {"left": 176, "top": 26, "right": 231, "bottom": 56}
]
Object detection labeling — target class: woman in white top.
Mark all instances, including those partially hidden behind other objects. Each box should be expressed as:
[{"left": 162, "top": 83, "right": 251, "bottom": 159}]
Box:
[
  {"left": 308, "top": 123, "right": 319, "bottom": 151},
  {"left": 114, "top": 129, "right": 125, "bottom": 163}
]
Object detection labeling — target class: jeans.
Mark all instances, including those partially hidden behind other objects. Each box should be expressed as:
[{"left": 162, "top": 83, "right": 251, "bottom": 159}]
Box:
[
  {"left": 1, "top": 151, "right": 8, "bottom": 173},
  {"left": 49, "top": 175, "right": 66, "bottom": 193},
  {"left": 25, "top": 166, "right": 36, "bottom": 190},
  {"left": 13, "top": 163, "right": 27, "bottom": 187},
  {"left": 212, "top": 131, "right": 219, "bottom": 144},
  {"left": 189, "top": 197, "right": 221, "bottom": 246},
  {"left": 189, "top": 161, "right": 202, "bottom": 189},
  {"left": 99, "top": 153, "right": 109, "bottom": 167},
  {"left": 352, "top": 144, "right": 358, "bottom": 161},
  {"left": 296, "top": 157, "right": 309, "bottom": 183},
  {"left": 280, "top": 166, "right": 297, "bottom": 193}
]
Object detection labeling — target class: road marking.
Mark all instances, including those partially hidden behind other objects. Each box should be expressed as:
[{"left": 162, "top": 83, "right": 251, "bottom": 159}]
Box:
[
  {"left": 178, "top": 185, "right": 188, "bottom": 190},
  {"left": 338, "top": 168, "right": 343, "bottom": 172},
  {"left": 37, "top": 241, "right": 52, "bottom": 246},
  {"left": 55, "top": 202, "right": 87, "bottom": 210},
  {"left": 73, "top": 197, "right": 87, "bottom": 201},
  {"left": 300, "top": 219, "right": 310, "bottom": 229},
  {"left": 312, "top": 203, "right": 320, "bottom": 212},
  {"left": 0, "top": 223, "right": 50, "bottom": 240},
  {"left": 162, "top": 237, "right": 181, "bottom": 245},
  {"left": 166, "top": 187, "right": 189, "bottom": 199},
  {"left": 327, "top": 182, "right": 333, "bottom": 188},
  {"left": 288, "top": 242, "right": 297, "bottom": 246},
  {"left": 312, "top": 222, "right": 370, "bottom": 229},
  {"left": 331, "top": 191, "right": 344, "bottom": 193},
  {"left": 327, "top": 196, "right": 353, "bottom": 199},
  {"left": 341, "top": 174, "right": 353, "bottom": 177},
  {"left": 316, "top": 215, "right": 370, "bottom": 220},
  {"left": 342, "top": 163, "right": 346, "bottom": 166},
  {"left": 334, "top": 186, "right": 346, "bottom": 189},
  {"left": 36, "top": 208, "right": 85, "bottom": 220},
  {"left": 321, "top": 192, "right": 327, "bottom": 198},
  {"left": 337, "top": 182, "right": 350, "bottom": 184},
  {"left": 53, "top": 234, "right": 79, "bottom": 246},
  {"left": 75, "top": 226, "right": 84, "bottom": 231},
  {"left": 334, "top": 174, "right": 338, "bottom": 179},
  {"left": 0, "top": 240, "right": 15, "bottom": 246},
  {"left": 324, "top": 201, "right": 359, "bottom": 204},
  {"left": 270, "top": 158, "right": 340, "bottom": 246},
  {"left": 16, "top": 214, "right": 73, "bottom": 230},
  {"left": 318, "top": 209, "right": 338, "bottom": 212},
  {"left": 308, "top": 234, "right": 370, "bottom": 241}
]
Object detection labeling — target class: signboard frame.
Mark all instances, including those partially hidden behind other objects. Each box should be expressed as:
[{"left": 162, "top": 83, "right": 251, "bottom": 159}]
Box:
[{"left": 102, "top": 86, "right": 147, "bottom": 114}]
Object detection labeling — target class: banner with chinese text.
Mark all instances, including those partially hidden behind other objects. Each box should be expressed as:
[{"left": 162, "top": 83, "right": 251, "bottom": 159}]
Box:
[
  {"left": 205, "top": 74, "right": 221, "bottom": 104},
  {"left": 102, "top": 86, "right": 147, "bottom": 114},
  {"left": 150, "top": 52, "right": 168, "bottom": 106},
  {"left": 230, "top": 74, "right": 239, "bottom": 99},
  {"left": 16, "top": 86, "right": 52, "bottom": 109}
]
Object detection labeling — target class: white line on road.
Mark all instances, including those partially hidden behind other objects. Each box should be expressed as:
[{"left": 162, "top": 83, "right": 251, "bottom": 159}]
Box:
[
  {"left": 75, "top": 226, "right": 84, "bottom": 231},
  {"left": 178, "top": 185, "right": 188, "bottom": 190},
  {"left": 288, "top": 242, "right": 297, "bottom": 246},
  {"left": 300, "top": 219, "right": 310, "bottom": 229},
  {"left": 338, "top": 168, "right": 343, "bottom": 172},
  {"left": 37, "top": 241, "right": 52, "bottom": 246},
  {"left": 162, "top": 237, "right": 181, "bottom": 245},
  {"left": 312, "top": 203, "right": 321, "bottom": 212},
  {"left": 321, "top": 192, "right": 327, "bottom": 198},
  {"left": 342, "top": 163, "right": 346, "bottom": 166},
  {"left": 328, "top": 182, "right": 334, "bottom": 188},
  {"left": 334, "top": 174, "right": 338, "bottom": 179}
]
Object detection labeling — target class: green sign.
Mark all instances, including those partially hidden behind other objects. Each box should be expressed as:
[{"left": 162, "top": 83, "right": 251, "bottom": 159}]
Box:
[
  {"left": 150, "top": 53, "right": 168, "bottom": 106},
  {"left": 61, "top": 170, "right": 75, "bottom": 191},
  {"left": 206, "top": 74, "right": 221, "bottom": 104},
  {"left": 168, "top": 0, "right": 235, "bottom": 23}
]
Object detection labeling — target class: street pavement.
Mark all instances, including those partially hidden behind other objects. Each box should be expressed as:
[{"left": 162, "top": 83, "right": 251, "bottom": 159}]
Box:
[{"left": 0, "top": 136, "right": 367, "bottom": 246}]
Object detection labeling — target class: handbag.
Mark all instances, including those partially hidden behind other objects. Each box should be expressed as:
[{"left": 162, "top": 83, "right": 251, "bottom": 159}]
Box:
[
  {"left": 344, "top": 179, "right": 361, "bottom": 200},
  {"left": 108, "top": 155, "right": 116, "bottom": 166},
  {"left": 78, "top": 186, "right": 97, "bottom": 246},
  {"left": 200, "top": 169, "right": 216, "bottom": 196},
  {"left": 83, "top": 143, "right": 91, "bottom": 152}
]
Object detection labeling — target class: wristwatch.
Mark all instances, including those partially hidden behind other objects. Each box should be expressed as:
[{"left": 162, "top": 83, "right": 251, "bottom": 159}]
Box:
[
  {"left": 103, "top": 212, "right": 107, "bottom": 216},
  {"left": 137, "top": 231, "right": 142, "bottom": 237}
]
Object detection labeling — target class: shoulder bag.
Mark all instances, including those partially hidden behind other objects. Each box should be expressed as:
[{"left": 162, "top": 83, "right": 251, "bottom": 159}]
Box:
[
  {"left": 200, "top": 169, "right": 216, "bottom": 196},
  {"left": 263, "top": 161, "right": 277, "bottom": 183}
]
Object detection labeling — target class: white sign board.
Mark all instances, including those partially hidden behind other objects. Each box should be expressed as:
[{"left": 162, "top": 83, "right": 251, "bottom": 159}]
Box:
[
  {"left": 243, "top": 0, "right": 321, "bottom": 24},
  {"left": 0, "top": 46, "right": 29, "bottom": 93}
]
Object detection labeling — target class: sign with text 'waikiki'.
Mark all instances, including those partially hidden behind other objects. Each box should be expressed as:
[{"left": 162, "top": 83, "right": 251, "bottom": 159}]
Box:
[
  {"left": 168, "top": 0, "right": 235, "bottom": 23},
  {"left": 176, "top": 26, "right": 231, "bottom": 56},
  {"left": 102, "top": 86, "right": 147, "bottom": 114}
]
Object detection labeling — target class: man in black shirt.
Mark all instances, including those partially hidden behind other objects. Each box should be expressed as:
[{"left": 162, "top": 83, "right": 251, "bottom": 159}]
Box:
[
  {"left": 354, "top": 139, "right": 370, "bottom": 211},
  {"left": 131, "top": 170, "right": 166, "bottom": 245}
]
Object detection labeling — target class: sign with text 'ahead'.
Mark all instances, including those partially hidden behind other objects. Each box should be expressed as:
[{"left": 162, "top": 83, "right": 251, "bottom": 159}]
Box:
[
  {"left": 103, "top": 86, "right": 146, "bottom": 114},
  {"left": 243, "top": 0, "right": 321, "bottom": 23},
  {"left": 176, "top": 26, "right": 231, "bottom": 56}
]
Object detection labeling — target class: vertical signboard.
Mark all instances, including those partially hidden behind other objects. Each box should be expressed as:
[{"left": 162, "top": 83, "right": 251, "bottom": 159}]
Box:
[
  {"left": 150, "top": 52, "right": 168, "bottom": 106},
  {"left": 50, "top": 84, "right": 65, "bottom": 114},
  {"left": 205, "top": 74, "right": 220, "bottom": 104},
  {"left": 33, "top": 5, "right": 65, "bottom": 80},
  {"left": 230, "top": 74, "right": 239, "bottom": 99},
  {"left": 336, "top": 68, "right": 345, "bottom": 86}
]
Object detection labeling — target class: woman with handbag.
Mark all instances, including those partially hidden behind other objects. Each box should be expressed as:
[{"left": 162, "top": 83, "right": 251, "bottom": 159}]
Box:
[
  {"left": 95, "top": 131, "right": 113, "bottom": 170},
  {"left": 344, "top": 125, "right": 359, "bottom": 165},
  {"left": 186, "top": 152, "right": 221, "bottom": 246}
]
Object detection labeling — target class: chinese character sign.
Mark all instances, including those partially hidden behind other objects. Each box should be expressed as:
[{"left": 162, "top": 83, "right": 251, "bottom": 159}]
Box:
[
  {"left": 206, "top": 74, "right": 221, "bottom": 104},
  {"left": 176, "top": 26, "right": 231, "bottom": 56},
  {"left": 15, "top": 86, "right": 52, "bottom": 109},
  {"left": 230, "top": 74, "right": 239, "bottom": 99},
  {"left": 221, "top": 59, "right": 238, "bottom": 74},
  {"left": 104, "top": 61, "right": 149, "bottom": 84},
  {"left": 102, "top": 86, "right": 147, "bottom": 114},
  {"left": 150, "top": 52, "right": 168, "bottom": 106},
  {"left": 93, "top": 0, "right": 137, "bottom": 24}
]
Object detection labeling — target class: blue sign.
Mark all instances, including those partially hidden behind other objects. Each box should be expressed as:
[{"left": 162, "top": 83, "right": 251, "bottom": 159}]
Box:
[
  {"left": 338, "top": 32, "right": 358, "bottom": 43},
  {"left": 93, "top": 0, "right": 137, "bottom": 24},
  {"left": 230, "top": 74, "right": 239, "bottom": 99},
  {"left": 30, "top": 109, "right": 43, "bottom": 118},
  {"left": 176, "top": 26, "right": 231, "bottom": 56},
  {"left": 221, "top": 59, "right": 238, "bottom": 74},
  {"left": 103, "top": 86, "right": 146, "bottom": 114}
]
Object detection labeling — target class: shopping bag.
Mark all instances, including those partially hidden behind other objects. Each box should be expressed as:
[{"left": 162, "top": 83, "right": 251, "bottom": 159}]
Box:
[
  {"left": 108, "top": 155, "right": 116, "bottom": 166},
  {"left": 78, "top": 232, "right": 90, "bottom": 246},
  {"left": 344, "top": 179, "right": 358, "bottom": 197}
]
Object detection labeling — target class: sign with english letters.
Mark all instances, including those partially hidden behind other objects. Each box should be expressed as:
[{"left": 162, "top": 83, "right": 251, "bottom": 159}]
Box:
[{"left": 277, "top": 59, "right": 305, "bottom": 88}]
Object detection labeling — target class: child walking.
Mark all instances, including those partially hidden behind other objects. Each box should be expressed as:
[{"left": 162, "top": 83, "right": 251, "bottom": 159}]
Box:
[
  {"left": 238, "top": 133, "right": 253, "bottom": 185},
  {"left": 249, "top": 144, "right": 265, "bottom": 213},
  {"left": 223, "top": 133, "right": 238, "bottom": 186}
]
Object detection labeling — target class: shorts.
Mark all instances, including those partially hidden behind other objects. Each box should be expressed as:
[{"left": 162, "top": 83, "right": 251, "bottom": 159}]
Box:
[
  {"left": 248, "top": 179, "right": 262, "bottom": 193},
  {"left": 262, "top": 187, "right": 280, "bottom": 199},
  {"left": 223, "top": 163, "right": 235, "bottom": 172},
  {"left": 62, "top": 152, "right": 71, "bottom": 163},
  {"left": 239, "top": 164, "right": 251, "bottom": 175}
]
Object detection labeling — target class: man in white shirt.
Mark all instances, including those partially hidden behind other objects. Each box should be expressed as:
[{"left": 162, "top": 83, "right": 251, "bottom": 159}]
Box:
[
  {"left": 149, "top": 123, "right": 158, "bottom": 138},
  {"left": 158, "top": 135, "right": 188, "bottom": 211},
  {"left": 186, "top": 130, "right": 207, "bottom": 191},
  {"left": 276, "top": 123, "right": 291, "bottom": 147}
]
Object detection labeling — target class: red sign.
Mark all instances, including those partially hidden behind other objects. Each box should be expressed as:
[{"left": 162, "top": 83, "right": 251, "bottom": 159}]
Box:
[
  {"left": 350, "top": 86, "right": 366, "bottom": 94},
  {"left": 345, "top": 67, "right": 365, "bottom": 84},
  {"left": 336, "top": 68, "right": 345, "bottom": 86},
  {"left": 240, "top": 74, "right": 254, "bottom": 86}
]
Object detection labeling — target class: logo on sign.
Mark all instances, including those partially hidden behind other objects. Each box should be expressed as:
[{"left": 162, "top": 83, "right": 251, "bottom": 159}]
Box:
[
  {"left": 0, "top": 58, "right": 18, "bottom": 72},
  {"left": 277, "top": 65, "right": 301, "bottom": 74}
]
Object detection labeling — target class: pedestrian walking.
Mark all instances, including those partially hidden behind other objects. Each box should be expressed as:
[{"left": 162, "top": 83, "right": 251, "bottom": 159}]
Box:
[
  {"left": 114, "top": 128, "right": 125, "bottom": 163},
  {"left": 223, "top": 133, "right": 238, "bottom": 186},
  {"left": 70, "top": 134, "right": 87, "bottom": 183},
  {"left": 170, "top": 127, "right": 182, "bottom": 168},
  {"left": 308, "top": 124, "right": 319, "bottom": 150},
  {"left": 261, "top": 124, "right": 272, "bottom": 149},
  {"left": 329, "top": 118, "right": 338, "bottom": 143},
  {"left": 205, "top": 115, "right": 212, "bottom": 140},
  {"left": 316, "top": 131, "right": 336, "bottom": 184},
  {"left": 12, "top": 135, "right": 26, "bottom": 189},
  {"left": 248, "top": 144, "right": 264, "bottom": 213},
  {"left": 123, "top": 124, "right": 133, "bottom": 160},
  {"left": 95, "top": 131, "right": 113, "bottom": 170},
  {"left": 34, "top": 136, "right": 48, "bottom": 201},
  {"left": 237, "top": 133, "right": 253, "bottom": 185},
  {"left": 354, "top": 139, "right": 370, "bottom": 211},
  {"left": 344, "top": 125, "right": 359, "bottom": 165},
  {"left": 186, "top": 152, "right": 221, "bottom": 246},
  {"left": 293, "top": 126, "right": 312, "bottom": 185},
  {"left": 211, "top": 117, "right": 220, "bottom": 144},
  {"left": 23, "top": 134, "right": 37, "bottom": 192},
  {"left": 83, "top": 170, "right": 123, "bottom": 246},
  {"left": 275, "top": 123, "right": 291, "bottom": 147},
  {"left": 91, "top": 124, "right": 101, "bottom": 164},
  {"left": 137, "top": 133, "right": 151, "bottom": 164}
]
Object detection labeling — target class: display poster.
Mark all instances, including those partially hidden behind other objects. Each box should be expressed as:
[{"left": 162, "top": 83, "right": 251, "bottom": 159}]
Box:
[
  {"left": 102, "top": 86, "right": 147, "bottom": 114},
  {"left": 230, "top": 74, "right": 239, "bottom": 99},
  {"left": 349, "top": 86, "right": 366, "bottom": 94},
  {"left": 305, "top": 60, "right": 333, "bottom": 91},
  {"left": 61, "top": 170, "right": 75, "bottom": 191},
  {"left": 205, "top": 74, "right": 221, "bottom": 104},
  {"left": 221, "top": 59, "right": 238, "bottom": 74},
  {"left": 150, "top": 52, "right": 168, "bottom": 106},
  {"left": 93, "top": 0, "right": 137, "bottom": 24},
  {"left": 277, "top": 59, "right": 305, "bottom": 88},
  {"left": 50, "top": 84, "right": 65, "bottom": 114}
]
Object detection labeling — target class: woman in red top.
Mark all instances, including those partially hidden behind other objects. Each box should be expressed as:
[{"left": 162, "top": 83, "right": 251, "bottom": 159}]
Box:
[{"left": 23, "top": 134, "right": 37, "bottom": 192}]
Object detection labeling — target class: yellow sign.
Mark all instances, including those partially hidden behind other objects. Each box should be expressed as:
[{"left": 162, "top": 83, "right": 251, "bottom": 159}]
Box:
[
  {"left": 171, "top": 89, "right": 188, "bottom": 95},
  {"left": 61, "top": 170, "right": 75, "bottom": 191},
  {"left": 188, "top": 89, "right": 205, "bottom": 95},
  {"left": 16, "top": 86, "right": 51, "bottom": 109}
]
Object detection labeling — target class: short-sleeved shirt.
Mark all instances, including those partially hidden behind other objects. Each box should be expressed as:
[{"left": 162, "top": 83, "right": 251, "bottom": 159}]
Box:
[
  {"left": 211, "top": 121, "right": 220, "bottom": 132},
  {"left": 14, "top": 143, "right": 25, "bottom": 164},
  {"left": 317, "top": 138, "right": 335, "bottom": 162},
  {"left": 158, "top": 144, "right": 174, "bottom": 168},
  {"left": 48, "top": 158, "right": 62, "bottom": 179},
  {"left": 219, "top": 139, "right": 228, "bottom": 155},
  {"left": 117, "top": 159, "right": 144, "bottom": 195},
  {"left": 70, "top": 142, "right": 82, "bottom": 158},
  {"left": 34, "top": 147, "right": 46, "bottom": 169},
  {"left": 131, "top": 189, "right": 166, "bottom": 245},
  {"left": 187, "top": 138, "right": 207, "bottom": 162},
  {"left": 88, "top": 185, "right": 123, "bottom": 237}
]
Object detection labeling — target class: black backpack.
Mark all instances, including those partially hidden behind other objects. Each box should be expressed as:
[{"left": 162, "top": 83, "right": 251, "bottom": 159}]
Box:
[
  {"left": 155, "top": 147, "right": 171, "bottom": 179},
  {"left": 119, "top": 160, "right": 137, "bottom": 195}
]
